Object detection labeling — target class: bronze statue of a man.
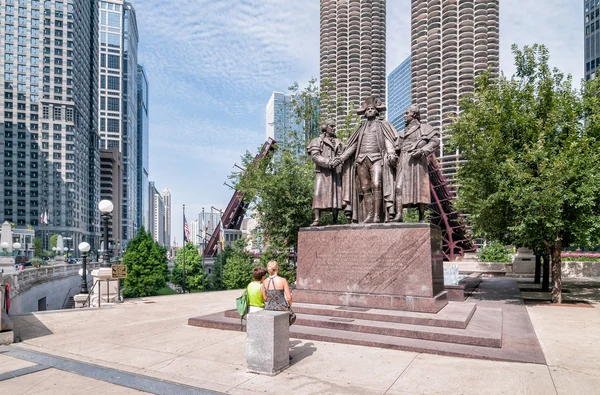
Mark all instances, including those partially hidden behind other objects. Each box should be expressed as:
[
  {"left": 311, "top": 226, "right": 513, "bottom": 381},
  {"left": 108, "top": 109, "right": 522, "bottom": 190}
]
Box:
[
  {"left": 334, "top": 96, "right": 398, "bottom": 223},
  {"left": 307, "top": 119, "right": 343, "bottom": 226},
  {"left": 393, "top": 104, "right": 440, "bottom": 222}
]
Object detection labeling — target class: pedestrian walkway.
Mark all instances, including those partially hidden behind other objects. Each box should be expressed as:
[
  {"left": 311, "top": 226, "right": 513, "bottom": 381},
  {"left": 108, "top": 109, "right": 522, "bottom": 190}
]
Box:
[{"left": 1, "top": 280, "right": 599, "bottom": 394}]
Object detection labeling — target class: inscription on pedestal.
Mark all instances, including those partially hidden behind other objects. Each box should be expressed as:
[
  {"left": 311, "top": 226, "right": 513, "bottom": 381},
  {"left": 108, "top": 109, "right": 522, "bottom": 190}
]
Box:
[{"left": 297, "top": 224, "right": 444, "bottom": 298}]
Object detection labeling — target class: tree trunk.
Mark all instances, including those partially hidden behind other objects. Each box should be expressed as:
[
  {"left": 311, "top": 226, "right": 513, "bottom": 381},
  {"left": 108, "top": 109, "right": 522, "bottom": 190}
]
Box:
[
  {"left": 542, "top": 253, "right": 550, "bottom": 292},
  {"left": 550, "top": 239, "right": 562, "bottom": 304},
  {"left": 534, "top": 253, "right": 541, "bottom": 284}
]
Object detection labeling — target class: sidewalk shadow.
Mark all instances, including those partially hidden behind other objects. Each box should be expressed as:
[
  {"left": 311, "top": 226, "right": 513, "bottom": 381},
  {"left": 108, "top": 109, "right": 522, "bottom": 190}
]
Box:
[
  {"left": 10, "top": 313, "right": 53, "bottom": 342},
  {"left": 467, "top": 278, "right": 524, "bottom": 305},
  {"left": 289, "top": 339, "right": 317, "bottom": 365}
]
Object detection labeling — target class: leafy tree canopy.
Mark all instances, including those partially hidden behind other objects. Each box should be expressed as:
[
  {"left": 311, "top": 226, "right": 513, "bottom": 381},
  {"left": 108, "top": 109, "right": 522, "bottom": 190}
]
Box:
[
  {"left": 122, "top": 226, "right": 169, "bottom": 298},
  {"left": 172, "top": 242, "right": 209, "bottom": 292},
  {"left": 222, "top": 238, "right": 255, "bottom": 290},
  {"left": 449, "top": 44, "right": 600, "bottom": 302}
]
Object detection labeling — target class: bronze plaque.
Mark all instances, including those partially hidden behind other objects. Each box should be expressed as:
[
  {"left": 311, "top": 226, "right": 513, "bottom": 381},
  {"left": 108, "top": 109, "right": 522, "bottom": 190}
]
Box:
[{"left": 111, "top": 264, "right": 127, "bottom": 279}]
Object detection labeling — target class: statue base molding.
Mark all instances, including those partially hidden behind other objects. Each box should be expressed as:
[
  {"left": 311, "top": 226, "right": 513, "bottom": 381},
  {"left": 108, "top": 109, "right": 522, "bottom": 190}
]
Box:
[{"left": 295, "top": 223, "right": 447, "bottom": 313}]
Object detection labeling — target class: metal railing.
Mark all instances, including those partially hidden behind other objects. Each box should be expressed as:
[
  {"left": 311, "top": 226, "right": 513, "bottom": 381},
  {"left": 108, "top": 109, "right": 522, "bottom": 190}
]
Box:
[
  {"left": 61, "top": 287, "right": 73, "bottom": 309},
  {"left": 81, "top": 278, "right": 120, "bottom": 308},
  {"left": 83, "top": 279, "right": 100, "bottom": 308}
]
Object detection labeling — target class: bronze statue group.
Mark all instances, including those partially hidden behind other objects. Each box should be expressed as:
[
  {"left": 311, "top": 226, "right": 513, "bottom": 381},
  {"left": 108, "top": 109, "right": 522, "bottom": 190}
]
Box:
[{"left": 308, "top": 97, "right": 440, "bottom": 226}]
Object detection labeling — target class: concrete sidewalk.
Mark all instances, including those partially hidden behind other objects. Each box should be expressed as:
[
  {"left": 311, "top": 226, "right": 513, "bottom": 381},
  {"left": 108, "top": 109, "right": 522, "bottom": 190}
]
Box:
[{"left": 2, "top": 282, "right": 600, "bottom": 395}]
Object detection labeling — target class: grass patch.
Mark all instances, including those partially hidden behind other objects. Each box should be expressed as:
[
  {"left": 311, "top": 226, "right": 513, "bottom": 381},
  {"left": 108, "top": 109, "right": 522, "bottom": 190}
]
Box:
[{"left": 155, "top": 286, "right": 178, "bottom": 295}]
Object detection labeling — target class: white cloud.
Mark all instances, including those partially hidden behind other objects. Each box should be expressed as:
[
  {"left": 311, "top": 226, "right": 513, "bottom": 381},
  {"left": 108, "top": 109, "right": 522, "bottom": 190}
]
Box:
[{"left": 133, "top": 0, "right": 585, "bottom": 244}]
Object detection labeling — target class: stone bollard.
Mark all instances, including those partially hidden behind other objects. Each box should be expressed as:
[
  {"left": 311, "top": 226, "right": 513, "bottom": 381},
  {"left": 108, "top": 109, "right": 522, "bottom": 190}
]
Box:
[{"left": 246, "top": 310, "right": 289, "bottom": 376}]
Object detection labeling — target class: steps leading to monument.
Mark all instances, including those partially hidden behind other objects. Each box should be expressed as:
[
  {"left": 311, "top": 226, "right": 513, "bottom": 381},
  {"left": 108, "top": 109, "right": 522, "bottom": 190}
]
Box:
[
  {"left": 189, "top": 306, "right": 544, "bottom": 363},
  {"left": 218, "top": 303, "right": 499, "bottom": 348},
  {"left": 225, "top": 301, "right": 477, "bottom": 329},
  {"left": 294, "top": 309, "right": 501, "bottom": 348}
]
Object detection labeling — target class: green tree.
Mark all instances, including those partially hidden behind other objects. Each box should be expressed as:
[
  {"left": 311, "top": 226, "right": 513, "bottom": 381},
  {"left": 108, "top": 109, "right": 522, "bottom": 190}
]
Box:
[
  {"left": 210, "top": 253, "right": 225, "bottom": 290},
  {"left": 259, "top": 244, "right": 296, "bottom": 284},
  {"left": 49, "top": 234, "right": 59, "bottom": 249},
  {"left": 478, "top": 242, "right": 512, "bottom": 263},
  {"left": 122, "top": 227, "right": 169, "bottom": 298},
  {"left": 222, "top": 238, "right": 254, "bottom": 290},
  {"left": 33, "top": 237, "right": 43, "bottom": 257},
  {"left": 172, "top": 242, "right": 209, "bottom": 292},
  {"left": 449, "top": 44, "right": 600, "bottom": 303}
]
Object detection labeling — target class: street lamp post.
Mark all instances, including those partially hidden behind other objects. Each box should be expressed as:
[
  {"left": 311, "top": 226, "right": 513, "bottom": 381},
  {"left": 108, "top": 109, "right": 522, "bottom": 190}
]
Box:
[
  {"left": 98, "top": 200, "right": 114, "bottom": 268},
  {"left": 78, "top": 242, "right": 90, "bottom": 294}
]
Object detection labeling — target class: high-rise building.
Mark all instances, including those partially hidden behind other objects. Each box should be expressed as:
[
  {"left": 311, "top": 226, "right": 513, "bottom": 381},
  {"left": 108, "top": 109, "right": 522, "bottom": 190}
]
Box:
[
  {"left": 148, "top": 181, "right": 164, "bottom": 245},
  {"left": 189, "top": 218, "right": 199, "bottom": 247},
  {"left": 161, "top": 188, "right": 171, "bottom": 247},
  {"left": 585, "top": 0, "right": 600, "bottom": 81},
  {"left": 411, "top": 0, "right": 499, "bottom": 184},
  {"left": 137, "top": 64, "right": 149, "bottom": 231},
  {"left": 266, "top": 92, "right": 301, "bottom": 148},
  {"left": 387, "top": 56, "right": 411, "bottom": 131},
  {"left": 99, "top": 148, "right": 122, "bottom": 249},
  {"left": 320, "top": 0, "right": 386, "bottom": 125},
  {"left": 97, "top": 0, "right": 138, "bottom": 244},
  {"left": 0, "top": 0, "right": 101, "bottom": 251}
]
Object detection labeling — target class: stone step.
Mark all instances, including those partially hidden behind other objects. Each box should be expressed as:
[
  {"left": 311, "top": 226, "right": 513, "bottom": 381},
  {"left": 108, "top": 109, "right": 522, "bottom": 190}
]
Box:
[
  {"left": 194, "top": 305, "right": 502, "bottom": 348},
  {"left": 293, "top": 308, "right": 502, "bottom": 348},
  {"left": 224, "top": 301, "right": 477, "bottom": 329},
  {"left": 188, "top": 308, "right": 545, "bottom": 364}
]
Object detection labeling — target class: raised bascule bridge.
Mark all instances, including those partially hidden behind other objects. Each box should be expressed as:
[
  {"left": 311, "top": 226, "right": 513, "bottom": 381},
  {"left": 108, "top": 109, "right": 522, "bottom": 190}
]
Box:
[
  {"left": 203, "top": 138, "right": 276, "bottom": 258},
  {"left": 427, "top": 156, "right": 475, "bottom": 261}
]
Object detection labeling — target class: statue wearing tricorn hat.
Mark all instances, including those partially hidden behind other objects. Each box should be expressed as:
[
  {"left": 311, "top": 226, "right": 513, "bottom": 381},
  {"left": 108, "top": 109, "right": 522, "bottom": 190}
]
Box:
[{"left": 331, "top": 96, "right": 399, "bottom": 223}]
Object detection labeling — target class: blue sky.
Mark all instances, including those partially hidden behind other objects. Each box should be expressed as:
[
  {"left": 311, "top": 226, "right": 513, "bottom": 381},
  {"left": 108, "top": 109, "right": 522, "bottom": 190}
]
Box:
[{"left": 134, "top": 0, "right": 584, "bottom": 245}]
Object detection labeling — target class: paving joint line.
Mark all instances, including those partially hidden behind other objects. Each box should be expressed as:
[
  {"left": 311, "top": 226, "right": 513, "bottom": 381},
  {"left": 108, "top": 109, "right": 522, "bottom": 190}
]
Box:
[
  {"left": 383, "top": 352, "right": 419, "bottom": 395},
  {"left": 0, "top": 364, "right": 50, "bottom": 381},
  {"left": 546, "top": 364, "right": 560, "bottom": 395},
  {"left": 4, "top": 346, "right": 223, "bottom": 395}
]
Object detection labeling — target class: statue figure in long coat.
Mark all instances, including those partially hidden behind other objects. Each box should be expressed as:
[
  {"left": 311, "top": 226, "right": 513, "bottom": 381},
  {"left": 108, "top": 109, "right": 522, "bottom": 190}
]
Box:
[
  {"left": 393, "top": 104, "right": 440, "bottom": 222},
  {"left": 333, "top": 96, "right": 398, "bottom": 223},
  {"left": 308, "top": 119, "right": 343, "bottom": 226}
]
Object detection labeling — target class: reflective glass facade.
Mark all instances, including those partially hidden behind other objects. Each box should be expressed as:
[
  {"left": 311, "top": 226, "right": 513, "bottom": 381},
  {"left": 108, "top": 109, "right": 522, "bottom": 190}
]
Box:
[
  {"left": 97, "top": 0, "right": 138, "bottom": 244},
  {"left": 585, "top": 0, "right": 600, "bottom": 80},
  {"left": 387, "top": 56, "right": 411, "bottom": 131},
  {"left": 0, "top": 0, "right": 100, "bottom": 251}
]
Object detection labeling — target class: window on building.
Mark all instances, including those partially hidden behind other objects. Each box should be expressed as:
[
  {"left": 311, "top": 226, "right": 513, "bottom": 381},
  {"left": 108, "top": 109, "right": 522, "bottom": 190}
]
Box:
[
  {"left": 107, "top": 54, "right": 119, "bottom": 69},
  {"left": 107, "top": 97, "right": 119, "bottom": 112},
  {"left": 107, "top": 75, "right": 119, "bottom": 90},
  {"left": 66, "top": 107, "right": 73, "bottom": 122},
  {"left": 53, "top": 106, "right": 61, "bottom": 120},
  {"left": 107, "top": 118, "right": 119, "bottom": 133}
]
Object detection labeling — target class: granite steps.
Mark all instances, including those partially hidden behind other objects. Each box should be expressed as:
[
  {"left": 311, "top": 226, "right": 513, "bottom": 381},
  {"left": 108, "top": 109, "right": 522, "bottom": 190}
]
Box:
[
  {"left": 225, "top": 304, "right": 501, "bottom": 347},
  {"left": 189, "top": 278, "right": 545, "bottom": 364},
  {"left": 188, "top": 305, "right": 547, "bottom": 363},
  {"left": 188, "top": 299, "right": 520, "bottom": 360}
]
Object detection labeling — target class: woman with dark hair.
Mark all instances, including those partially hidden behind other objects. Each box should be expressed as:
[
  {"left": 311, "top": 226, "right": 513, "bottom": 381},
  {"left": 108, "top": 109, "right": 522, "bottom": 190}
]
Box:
[{"left": 247, "top": 266, "right": 267, "bottom": 313}]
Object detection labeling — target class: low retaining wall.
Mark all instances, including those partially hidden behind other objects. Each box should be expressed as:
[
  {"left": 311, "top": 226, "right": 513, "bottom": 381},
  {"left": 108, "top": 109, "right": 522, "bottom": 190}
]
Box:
[
  {"left": 562, "top": 261, "right": 600, "bottom": 278},
  {"left": 457, "top": 261, "right": 600, "bottom": 278},
  {"left": 1, "top": 263, "right": 100, "bottom": 315}
]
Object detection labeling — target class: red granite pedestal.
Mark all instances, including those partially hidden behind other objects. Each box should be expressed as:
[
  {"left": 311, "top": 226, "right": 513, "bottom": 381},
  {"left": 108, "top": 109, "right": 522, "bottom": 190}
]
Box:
[{"left": 294, "top": 223, "right": 447, "bottom": 313}]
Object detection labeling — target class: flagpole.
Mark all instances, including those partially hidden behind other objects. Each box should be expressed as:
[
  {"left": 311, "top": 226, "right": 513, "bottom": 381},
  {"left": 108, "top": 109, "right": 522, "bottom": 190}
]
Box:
[
  {"left": 201, "top": 207, "right": 205, "bottom": 278},
  {"left": 182, "top": 204, "right": 187, "bottom": 294}
]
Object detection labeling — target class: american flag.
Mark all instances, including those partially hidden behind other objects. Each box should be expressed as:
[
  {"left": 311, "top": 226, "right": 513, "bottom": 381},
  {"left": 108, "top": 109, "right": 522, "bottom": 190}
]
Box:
[{"left": 183, "top": 214, "right": 191, "bottom": 243}]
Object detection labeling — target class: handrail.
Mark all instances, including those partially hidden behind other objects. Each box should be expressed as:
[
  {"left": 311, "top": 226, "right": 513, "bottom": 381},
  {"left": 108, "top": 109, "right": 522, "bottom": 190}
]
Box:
[
  {"left": 61, "top": 287, "right": 73, "bottom": 309},
  {"left": 83, "top": 279, "right": 100, "bottom": 308}
]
